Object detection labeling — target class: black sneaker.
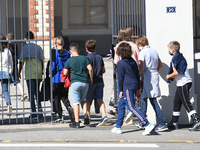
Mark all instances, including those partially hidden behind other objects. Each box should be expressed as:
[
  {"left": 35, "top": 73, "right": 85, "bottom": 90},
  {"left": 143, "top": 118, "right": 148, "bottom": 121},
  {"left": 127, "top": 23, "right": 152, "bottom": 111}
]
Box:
[
  {"left": 28, "top": 115, "right": 37, "bottom": 120},
  {"left": 84, "top": 113, "right": 90, "bottom": 124},
  {"left": 167, "top": 122, "right": 179, "bottom": 130},
  {"left": 69, "top": 121, "right": 80, "bottom": 128},
  {"left": 38, "top": 109, "right": 43, "bottom": 118},
  {"left": 68, "top": 106, "right": 75, "bottom": 122}
]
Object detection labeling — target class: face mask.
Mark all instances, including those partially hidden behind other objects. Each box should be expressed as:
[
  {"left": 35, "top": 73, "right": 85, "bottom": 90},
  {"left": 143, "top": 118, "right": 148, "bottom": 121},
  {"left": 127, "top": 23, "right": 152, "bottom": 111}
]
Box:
[
  {"left": 168, "top": 51, "right": 173, "bottom": 56},
  {"left": 138, "top": 46, "right": 143, "bottom": 51}
]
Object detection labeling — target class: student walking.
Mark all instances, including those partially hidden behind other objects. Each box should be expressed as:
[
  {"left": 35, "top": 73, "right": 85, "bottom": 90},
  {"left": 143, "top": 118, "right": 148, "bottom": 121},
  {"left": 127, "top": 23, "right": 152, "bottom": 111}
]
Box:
[
  {"left": 64, "top": 43, "right": 93, "bottom": 128},
  {"left": 135, "top": 35, "right": 168, "bottom": 132},
  {"left": 18, "top": 31, "right": 43, "bottom": 119},
  {"left": 166, "top": 41, "right": 200, "bottom": 131},
  {"left": 0, "top": 34, "right": 13, "bottom": 113},
  {"left": 111, "top": 42, "right": 155, "bottom": 135},
  {"left": 51, "top": 37, "right": 75, "bottom": 123},
  {"left": 85, "top": 39, "right": 108, "bottom": 126},
  {"left": 6, "top": 32, "right": 27, "bottom": 101}
]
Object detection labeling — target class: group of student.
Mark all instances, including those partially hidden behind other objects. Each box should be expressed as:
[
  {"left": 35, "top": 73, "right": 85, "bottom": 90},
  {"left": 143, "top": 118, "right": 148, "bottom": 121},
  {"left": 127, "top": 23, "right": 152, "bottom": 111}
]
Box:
[
  {"left": 51, "top": 37, "right": 108, "bottom": 128},
  {"left": 110, "top": 28, "right": 200, "bottom": 135},
  {"left": 1, "top": 29, "right": 200, "bottom": 134}
]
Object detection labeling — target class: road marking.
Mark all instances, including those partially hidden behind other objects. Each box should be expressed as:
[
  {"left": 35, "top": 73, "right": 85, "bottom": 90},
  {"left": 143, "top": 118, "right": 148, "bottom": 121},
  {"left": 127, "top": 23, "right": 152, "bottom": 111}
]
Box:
[{"left": 0, "top": 143, "right": 159, "bottom": 148}]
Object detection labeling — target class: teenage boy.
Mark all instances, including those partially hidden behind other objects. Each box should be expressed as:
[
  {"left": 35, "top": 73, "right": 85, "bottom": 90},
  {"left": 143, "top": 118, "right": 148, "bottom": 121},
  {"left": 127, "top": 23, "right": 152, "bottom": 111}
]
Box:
[
  {"left": 18, "top": 31, "right": 44, "bottom": 120},
  {"left": 166, "top": 41, "right": 200, "bottom": 131},
  {"left": 85, "top": 39, "right": 108, "bottom": 126},
  {"left": 64, "top": 43, "right": 93, "bottom": 128}
]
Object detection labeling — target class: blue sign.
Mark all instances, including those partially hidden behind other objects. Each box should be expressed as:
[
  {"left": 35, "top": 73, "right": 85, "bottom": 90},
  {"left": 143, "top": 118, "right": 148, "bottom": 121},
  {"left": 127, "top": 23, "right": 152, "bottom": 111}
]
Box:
[{"left": 167, "top": 7, "right": 176, "bottom": 13}]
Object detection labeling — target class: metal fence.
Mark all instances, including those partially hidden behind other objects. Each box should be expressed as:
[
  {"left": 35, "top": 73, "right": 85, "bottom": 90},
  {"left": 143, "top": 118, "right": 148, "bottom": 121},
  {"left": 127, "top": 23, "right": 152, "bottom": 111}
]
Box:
[
  {"left": 0, "top": 0, "right": 53, "bottom": 124},
  {"left": 111, "top": 0, "right": 146, "bottom": 106}
]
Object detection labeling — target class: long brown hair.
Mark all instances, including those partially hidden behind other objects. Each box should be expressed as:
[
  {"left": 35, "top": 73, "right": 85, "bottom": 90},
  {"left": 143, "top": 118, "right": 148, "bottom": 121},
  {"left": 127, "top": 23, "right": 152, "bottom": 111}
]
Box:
[{"left": 0, "top": 34, "right": 7, "bottom": 52}]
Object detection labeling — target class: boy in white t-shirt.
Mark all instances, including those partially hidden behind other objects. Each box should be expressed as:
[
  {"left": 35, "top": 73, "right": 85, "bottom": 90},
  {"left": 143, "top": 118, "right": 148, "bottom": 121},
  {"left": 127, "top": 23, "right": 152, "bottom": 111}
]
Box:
[{"left": 166, "top": 41, "right": 200, "bottom": 131}]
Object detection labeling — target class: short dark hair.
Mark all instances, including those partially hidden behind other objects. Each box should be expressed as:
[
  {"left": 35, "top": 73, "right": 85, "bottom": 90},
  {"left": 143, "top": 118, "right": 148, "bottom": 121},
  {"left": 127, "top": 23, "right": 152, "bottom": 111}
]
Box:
[
  {"left": 25, "top": 31, "right": 34, "bottom": 39},
  {"left": 0, "top": 34, "right": 7, "bottom": 52},
  {"left": 116, "top": 42, "right": 132, "bottom": 59},
  {"left": 70, "top": 43, "right": 79, "bottom": 52},
  {"left": 85, "top": 40, "right": 96, "bottom": 52},
  {"left": 7, "top": 32, "right": 14, "bottom": 40}
]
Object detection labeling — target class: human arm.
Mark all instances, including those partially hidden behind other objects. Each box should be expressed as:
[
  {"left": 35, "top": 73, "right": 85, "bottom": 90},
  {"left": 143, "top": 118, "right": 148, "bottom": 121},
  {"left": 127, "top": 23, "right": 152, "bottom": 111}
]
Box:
[
  {"left": 8, "top": 50, "right": 13, "bottom": 74},
  {"left": 87, "top": 64, "right": 93, "bottom": 84},
  {"left": 117, "top": 62, "right": 124, "bottom": 93},
  {"left": 102, "top": 66, "right": 106, "bottom": 73},
  {"left": 119, "top": 91, "right": 123, "bottom": 99},
  {"left": 157, "top": 58, "right": 163, "bottom": 72},
  {"left": 63, "top": 68, "right": 69, "bottom": 76},
  {"left": 139, "top": 60, "right": 144, "bottom": 76},
  {"left": 18, "top": 61, "right": 24, "bottom": 80},
  {"left": 166, "top": 66, "right": 179, "bottom": 79}
]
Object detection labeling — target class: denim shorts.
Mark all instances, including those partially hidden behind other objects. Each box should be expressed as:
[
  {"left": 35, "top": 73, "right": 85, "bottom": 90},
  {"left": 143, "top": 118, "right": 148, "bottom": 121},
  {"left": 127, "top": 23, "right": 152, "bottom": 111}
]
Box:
[
  {"left": 71, "top": 82, "right": 89, "bottom": 105},
  {"left": 86, "top": 82, "right": 104, "bottom": 101}
]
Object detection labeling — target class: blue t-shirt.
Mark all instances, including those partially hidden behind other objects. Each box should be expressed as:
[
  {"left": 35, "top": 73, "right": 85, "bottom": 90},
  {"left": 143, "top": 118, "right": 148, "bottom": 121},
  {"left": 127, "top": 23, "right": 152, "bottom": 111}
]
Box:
[{"left": 87, "top": 52, "right": 104, "bottom": 84}]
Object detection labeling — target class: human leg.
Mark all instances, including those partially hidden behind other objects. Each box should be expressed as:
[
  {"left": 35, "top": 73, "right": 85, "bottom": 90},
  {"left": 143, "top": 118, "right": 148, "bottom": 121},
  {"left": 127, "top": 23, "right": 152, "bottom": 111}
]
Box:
[
  {"left": 179, "top": 83, "right": 200, "bottom": 131},
  {"left": 2, "top": 79, "right": 12, "bottom": 113},
  {"left": 149, "top": 98, "right": 166, "bottom": 125},
  {"left": 53, "top": 83, "right": 63, "bottom": 119},
  {"left": 2, "top": 79, "right": 11, "bottom": 106},
  {"left": 26, "top": 79, "right": 36, "bottom": 117},
  {"left": 168, "top": 87, "right": 182, "bottom": 129},
  {"left": 124, "top": 89, "right": 154, "bottom": 135},
  {"left": 61, "top": 86, "right": 75, "bottom": 122}
]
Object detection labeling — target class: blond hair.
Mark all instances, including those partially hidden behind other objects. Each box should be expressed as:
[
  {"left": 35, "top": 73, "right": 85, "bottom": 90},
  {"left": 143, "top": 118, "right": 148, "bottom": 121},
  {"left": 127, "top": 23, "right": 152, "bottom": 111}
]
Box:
[
  {"left": 168, "top": 41, "right": 180, "bottom": 52},
  {"left": 56, "top": 37, "right": 64, "bottom": 46},
  {"left": 135, "top": 35, "right": 149, "bottom": 46}
]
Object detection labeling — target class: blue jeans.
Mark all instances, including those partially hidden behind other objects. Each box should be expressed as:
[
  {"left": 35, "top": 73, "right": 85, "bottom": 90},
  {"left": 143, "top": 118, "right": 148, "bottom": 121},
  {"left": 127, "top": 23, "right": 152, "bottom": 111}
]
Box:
[
  {"left": 2, "top": 79, "right": 11, "bottom": 106},
  {"left": 141, "top": 97, "right": 166, "bottom": 126},
  {"left": 116, "top": 89, "right": 149, "bottom": 128},
  {"left": 26, "top": 79, "right": 42, "bottom": 113}
]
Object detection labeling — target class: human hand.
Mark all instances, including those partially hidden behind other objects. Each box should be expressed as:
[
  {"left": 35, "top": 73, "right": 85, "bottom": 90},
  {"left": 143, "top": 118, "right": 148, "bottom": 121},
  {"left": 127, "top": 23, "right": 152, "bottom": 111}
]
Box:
[
  {"left": 89, "top": 78, "right": 93, "bottom": 84},
  {"left": 136, "top": 90, "right": 141, "bottom": 99},
  {"left": 119, "top": 91, "right": 123, "bottom": 99}
]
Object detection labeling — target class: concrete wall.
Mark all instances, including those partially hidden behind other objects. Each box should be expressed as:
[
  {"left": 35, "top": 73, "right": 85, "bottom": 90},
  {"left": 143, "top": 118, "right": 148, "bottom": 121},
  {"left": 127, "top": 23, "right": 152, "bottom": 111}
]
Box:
[{"left": 145, "top": 0, "right": 196, "bottom": 124}]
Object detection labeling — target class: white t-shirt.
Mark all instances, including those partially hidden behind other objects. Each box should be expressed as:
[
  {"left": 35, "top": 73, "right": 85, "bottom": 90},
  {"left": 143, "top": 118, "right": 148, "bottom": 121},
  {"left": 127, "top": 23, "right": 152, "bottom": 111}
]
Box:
[
  {"left": 139, "top": 46, "right": 159, "bottom": 71},
  {"left": 173, "top": 63, "right": 192, "bottom": 86}
]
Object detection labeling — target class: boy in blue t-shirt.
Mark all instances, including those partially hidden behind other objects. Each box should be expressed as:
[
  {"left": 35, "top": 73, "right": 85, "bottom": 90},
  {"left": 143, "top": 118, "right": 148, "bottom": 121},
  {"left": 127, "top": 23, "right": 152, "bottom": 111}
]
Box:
[
  {"left": 64, "top": 43, "right": 93, "bottom": 128},
  {"left": 111, "top": 42, "right": 154, "bottom": 135},
  {"left": 85, "top": 40, "right": 108, "bottom": 126}
]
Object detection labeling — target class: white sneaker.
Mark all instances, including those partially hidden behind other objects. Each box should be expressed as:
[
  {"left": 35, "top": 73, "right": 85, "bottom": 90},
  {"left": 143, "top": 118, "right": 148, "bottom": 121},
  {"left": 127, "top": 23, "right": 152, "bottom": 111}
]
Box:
[
  {"left": 111, "top": 127, "right": 122, "bottom": 134},
  {"left": 127, "top": 119, "right": 134, "bottom": 125},
  {"left": 124, "top": 112, "right": 134, "bottom": 124},
  {"left": 142, "top": 123, "right": 155, "bottom": 135}
]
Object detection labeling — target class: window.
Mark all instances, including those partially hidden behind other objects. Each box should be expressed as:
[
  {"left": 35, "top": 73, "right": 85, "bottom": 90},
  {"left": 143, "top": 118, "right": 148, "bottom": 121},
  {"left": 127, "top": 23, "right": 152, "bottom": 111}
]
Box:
[{"left": 68, "top": 0, "right": 107, "bottom": 27}]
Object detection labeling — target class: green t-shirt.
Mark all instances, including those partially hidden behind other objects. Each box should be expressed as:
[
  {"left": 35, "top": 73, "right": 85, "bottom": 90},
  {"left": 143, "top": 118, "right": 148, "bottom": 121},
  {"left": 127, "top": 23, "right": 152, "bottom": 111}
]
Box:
[
  {"left": 22, "top": 58, "right": 43, "bottom": 80},
  {"left": 64, "top": 55, "right": 90, "bottom": 84}
]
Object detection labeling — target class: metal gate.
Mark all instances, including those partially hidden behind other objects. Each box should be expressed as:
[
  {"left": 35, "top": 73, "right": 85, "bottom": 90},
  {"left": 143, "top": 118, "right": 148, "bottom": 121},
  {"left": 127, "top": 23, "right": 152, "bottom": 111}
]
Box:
[
  {"left": 111, "top": 0, "right": 146, "bottom": 106},
  {"left": 0, "top": 0, "right": 53, "bottom": 124}
]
